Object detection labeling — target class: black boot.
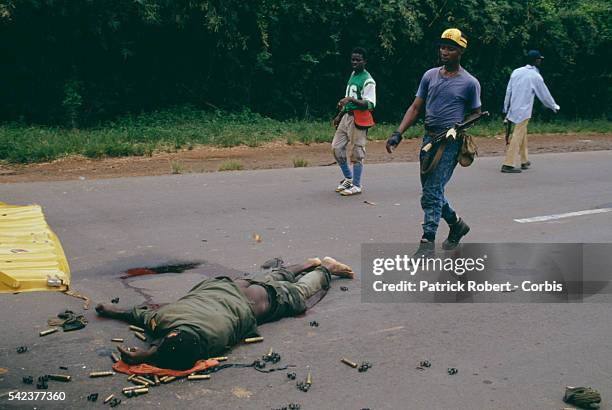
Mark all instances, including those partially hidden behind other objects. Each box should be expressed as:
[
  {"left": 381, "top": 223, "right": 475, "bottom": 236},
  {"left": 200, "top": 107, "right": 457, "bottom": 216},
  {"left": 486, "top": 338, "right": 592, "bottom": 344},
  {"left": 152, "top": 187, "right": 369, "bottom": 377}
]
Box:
[
  {"left": 413, "top": 238, "right": 435, "bottom": 258},
  {"left": 442, "top": 218, "right": 470, "bottom": 250},
  {"left": 501, "top": 165, "right": 521, "bottom": 173}
]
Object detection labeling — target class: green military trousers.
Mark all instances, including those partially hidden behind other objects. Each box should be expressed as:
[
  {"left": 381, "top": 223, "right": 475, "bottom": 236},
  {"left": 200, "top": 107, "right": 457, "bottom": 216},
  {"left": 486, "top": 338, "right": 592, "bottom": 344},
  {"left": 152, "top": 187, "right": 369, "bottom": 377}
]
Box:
[{"left": 245, "top": 266, "right": 331, "bottom": 323}]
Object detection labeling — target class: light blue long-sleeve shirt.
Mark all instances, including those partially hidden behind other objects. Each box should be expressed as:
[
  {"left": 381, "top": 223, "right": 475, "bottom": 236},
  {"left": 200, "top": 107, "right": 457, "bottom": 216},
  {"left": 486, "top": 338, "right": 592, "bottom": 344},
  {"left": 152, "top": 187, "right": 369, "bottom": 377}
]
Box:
[{"left": 503, "top": 65, "right": 560, "bottom": 124}]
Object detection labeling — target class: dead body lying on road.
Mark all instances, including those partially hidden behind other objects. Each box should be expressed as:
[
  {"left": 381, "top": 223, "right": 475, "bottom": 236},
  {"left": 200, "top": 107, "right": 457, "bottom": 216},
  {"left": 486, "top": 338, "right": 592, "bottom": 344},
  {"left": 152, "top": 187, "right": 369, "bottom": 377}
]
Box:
[{"left": 96, "top": 257, "right": 354, "bottom": 370}]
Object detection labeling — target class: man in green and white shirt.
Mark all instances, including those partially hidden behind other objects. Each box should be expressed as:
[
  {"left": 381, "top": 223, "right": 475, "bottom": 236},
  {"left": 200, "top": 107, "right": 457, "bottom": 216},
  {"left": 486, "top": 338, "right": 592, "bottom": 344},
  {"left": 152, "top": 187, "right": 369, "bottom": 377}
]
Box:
[{"left": 332, "top": 47, "right": 376, "bottom": 196}]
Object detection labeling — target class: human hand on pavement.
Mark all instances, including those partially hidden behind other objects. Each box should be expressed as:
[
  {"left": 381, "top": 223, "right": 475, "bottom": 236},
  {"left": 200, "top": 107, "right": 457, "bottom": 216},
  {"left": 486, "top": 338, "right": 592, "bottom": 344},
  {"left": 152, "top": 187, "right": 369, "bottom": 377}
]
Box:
[{"left": 117, "top": 345, "right": 156, "bottom": 365}]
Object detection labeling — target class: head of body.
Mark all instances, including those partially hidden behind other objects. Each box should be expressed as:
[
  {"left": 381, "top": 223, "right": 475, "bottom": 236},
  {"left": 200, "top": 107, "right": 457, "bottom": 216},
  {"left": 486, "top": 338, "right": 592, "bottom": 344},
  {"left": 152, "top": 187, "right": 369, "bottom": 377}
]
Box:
[
  {"left": 351, "top": 47, "right": 367, "bottom": 73},
  {"left": 118, "top": 328, "right": 202, "bottom": 370},
  {"left": 526, "top": 49, "right": 544, "bottom": 68},
  {"left": 438, "top": 28, "right": 467, "bottom": 72}
]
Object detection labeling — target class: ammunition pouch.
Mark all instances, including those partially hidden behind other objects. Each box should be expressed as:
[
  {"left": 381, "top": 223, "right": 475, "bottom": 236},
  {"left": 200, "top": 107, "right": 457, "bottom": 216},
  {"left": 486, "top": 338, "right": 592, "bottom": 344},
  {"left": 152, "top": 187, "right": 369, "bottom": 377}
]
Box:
[{"left": 457, "top": 132, "right": 478, "bottom": 167}]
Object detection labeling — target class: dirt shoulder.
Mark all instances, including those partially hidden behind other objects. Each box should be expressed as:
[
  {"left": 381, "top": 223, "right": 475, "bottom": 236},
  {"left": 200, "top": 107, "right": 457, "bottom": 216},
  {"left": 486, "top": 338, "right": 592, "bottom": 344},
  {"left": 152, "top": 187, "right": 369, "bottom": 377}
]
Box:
[{"left": 1, "top": 133, "right": 611, "bottom": 183}]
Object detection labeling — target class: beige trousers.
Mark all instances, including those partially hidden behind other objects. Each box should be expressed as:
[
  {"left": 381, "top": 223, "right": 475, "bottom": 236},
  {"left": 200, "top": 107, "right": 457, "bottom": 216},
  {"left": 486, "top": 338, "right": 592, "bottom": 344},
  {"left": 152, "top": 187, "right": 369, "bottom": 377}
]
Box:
[
  {"left": 503, "top": 118, "right": 529, "bottom": 167},
  {"left": 331, "top": 114, "right": 367, "bottom": 164}
]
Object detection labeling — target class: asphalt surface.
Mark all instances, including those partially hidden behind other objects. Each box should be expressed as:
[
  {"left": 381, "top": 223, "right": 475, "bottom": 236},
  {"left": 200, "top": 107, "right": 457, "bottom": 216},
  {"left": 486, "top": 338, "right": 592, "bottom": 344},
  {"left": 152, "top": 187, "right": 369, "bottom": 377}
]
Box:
[{"left": 1, "top": 150, "right": 611, "bottom": 410}]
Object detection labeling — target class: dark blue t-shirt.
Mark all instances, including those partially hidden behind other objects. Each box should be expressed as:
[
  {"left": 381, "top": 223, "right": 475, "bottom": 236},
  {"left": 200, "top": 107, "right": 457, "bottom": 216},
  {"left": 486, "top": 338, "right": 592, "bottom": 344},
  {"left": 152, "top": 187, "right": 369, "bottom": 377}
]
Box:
[{"left": 416, "top": 66, "right": 481, "bottom": 134}]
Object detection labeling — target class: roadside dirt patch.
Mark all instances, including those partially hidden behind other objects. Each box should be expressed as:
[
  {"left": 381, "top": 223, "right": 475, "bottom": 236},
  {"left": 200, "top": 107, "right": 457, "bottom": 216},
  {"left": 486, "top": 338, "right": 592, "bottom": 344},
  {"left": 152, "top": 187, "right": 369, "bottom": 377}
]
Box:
[{"left": 1, "top": 133, "right": 611, "bottom": 183}]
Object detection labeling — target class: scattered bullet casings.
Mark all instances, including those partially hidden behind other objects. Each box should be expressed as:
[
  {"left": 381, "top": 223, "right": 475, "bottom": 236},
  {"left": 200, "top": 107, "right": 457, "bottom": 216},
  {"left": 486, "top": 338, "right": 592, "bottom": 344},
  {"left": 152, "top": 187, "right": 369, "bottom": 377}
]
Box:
[
  {"left": 153, "top": 375, "right": 160, "bottom": 386},
  {"left": 209, "top": 356, "right": 228, "bottom": 362},
  {"left": 124, "top": 387, "right": 148, "bottom": 397},
  {"left": 244, "top": 336, "right": 264, "bottom": 344},
  {"left": 133, "top": 376, "right": 151, "bottom": 386},
  {"left": 134, "top": 332, "right": 147, "bottom": 341},
  {"left": 122, "top": 386, "right": 142, "bottom": 392},
  {"left": 129, "top": 325, "right": 146, "bottom": 333},
  {"left": 47, "top": 374, "right": 71, "bottom": 382},
  {"left": 90, "top": 371, "right": 114, "bottom": 378},
  {"left": 111, "top": 338, "right": 124, "bottom": 343},
  {"left": 111, "top": 352, "right": 120, "bottom": 363},
  {"left": 187, "top": 374, "right": 211, "bottom": 380},
  {"left": 306, "top": 369, "right": 312, "bottom": 386},
  {"left": 39, "top": 328, "right": 58, "bottom": 337},
  {"left": 138, "top": 375, "right": 154, "bottom": 385},
  {"left": 127, "top": 374, "right": 136, "bottom": 381},
  {"left": 103, "top": 394, "right": 115, "bottom": 404},
  {"left": 160, "top": 376, "right": 176, "bottom": 383},
  {"left": 341, "top": 358, "right": 358, "bottom": 368}
]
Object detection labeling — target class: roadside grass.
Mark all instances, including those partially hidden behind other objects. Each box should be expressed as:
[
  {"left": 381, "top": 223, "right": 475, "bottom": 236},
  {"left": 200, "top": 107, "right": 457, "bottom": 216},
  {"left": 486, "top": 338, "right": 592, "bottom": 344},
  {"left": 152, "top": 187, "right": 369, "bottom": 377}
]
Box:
[
  {"left": 218, "top": 160, "right": 244, "bottom": 171},
  {"left": 1, "top": 106, "right": 610, "bottom": 164},
  {"left": 170, "top": 160, "right": 185, "bottom": 174},
  {"left": 293, "top": 158, "right": 309, "bottom": 167}
]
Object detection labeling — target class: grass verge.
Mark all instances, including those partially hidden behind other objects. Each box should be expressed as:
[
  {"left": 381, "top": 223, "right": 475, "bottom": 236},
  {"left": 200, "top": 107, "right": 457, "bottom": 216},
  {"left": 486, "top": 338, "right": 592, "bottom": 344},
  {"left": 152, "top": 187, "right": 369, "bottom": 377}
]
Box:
[{"left": 1, "top": 107, "right": 610, "bottom": 164}]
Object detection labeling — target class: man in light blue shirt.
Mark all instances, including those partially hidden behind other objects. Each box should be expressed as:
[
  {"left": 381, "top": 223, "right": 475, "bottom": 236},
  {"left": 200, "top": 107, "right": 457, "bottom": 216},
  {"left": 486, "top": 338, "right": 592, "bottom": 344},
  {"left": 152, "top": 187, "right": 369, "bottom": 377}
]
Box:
[{"left": 501, "top": 50, "right": 560, "bottom": 173}]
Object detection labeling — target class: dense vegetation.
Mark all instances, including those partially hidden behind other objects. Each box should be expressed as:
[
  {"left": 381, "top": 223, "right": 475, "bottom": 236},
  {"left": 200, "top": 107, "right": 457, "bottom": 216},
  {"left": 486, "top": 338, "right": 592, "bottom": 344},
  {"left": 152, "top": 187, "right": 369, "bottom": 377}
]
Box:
[{"left": 1, "top": 0, "right": 610, "bottom": 127}]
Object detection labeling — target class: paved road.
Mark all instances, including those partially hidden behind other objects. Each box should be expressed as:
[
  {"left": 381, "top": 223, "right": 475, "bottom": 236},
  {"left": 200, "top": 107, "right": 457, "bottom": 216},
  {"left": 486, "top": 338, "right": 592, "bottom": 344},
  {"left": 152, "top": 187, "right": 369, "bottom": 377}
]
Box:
[{"left": 1, "top": 151, "right": 611, "bottom": 409}]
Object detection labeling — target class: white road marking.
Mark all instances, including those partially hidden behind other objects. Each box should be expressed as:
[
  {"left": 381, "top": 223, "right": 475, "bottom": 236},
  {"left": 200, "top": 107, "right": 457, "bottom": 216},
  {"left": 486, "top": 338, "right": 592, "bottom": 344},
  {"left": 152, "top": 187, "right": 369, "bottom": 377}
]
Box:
[{"left": 514, "top": 208, "right": 612, "bottom": 223}]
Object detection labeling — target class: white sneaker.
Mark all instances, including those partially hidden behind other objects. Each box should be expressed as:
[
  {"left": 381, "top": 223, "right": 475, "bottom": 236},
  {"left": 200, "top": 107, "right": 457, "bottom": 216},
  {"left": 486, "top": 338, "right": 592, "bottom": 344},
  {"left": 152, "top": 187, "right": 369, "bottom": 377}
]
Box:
[
  {"left": 340, "top": 185, "right": 362, "bottom": 196},
  {"left": 335, "top": 178, "right": 353, "bottom": 192}
]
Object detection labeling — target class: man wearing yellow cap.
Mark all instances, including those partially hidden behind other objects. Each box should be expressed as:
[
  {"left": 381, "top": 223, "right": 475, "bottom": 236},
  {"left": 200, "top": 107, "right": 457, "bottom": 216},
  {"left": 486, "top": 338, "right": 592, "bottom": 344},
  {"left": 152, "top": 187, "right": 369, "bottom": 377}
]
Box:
[{"left": 386, "top": 29, "right": 482, "bottom": 252}]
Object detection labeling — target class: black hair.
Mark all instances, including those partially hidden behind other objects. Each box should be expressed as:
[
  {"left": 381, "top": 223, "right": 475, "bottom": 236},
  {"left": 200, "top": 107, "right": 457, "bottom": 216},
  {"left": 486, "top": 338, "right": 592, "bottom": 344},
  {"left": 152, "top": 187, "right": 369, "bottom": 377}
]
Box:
[
  {"left": 352, "top": 47, "right": 367, "bottom": 60},
  {"left": 154, "top": 329, "right": 201, "bottom": 370}
]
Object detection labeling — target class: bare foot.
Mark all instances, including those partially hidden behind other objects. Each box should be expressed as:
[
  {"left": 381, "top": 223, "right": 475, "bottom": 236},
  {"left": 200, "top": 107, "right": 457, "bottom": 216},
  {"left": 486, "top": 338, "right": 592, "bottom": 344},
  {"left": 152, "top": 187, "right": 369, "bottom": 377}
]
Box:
[
  {"left": 307, "top": 257, "right": 322, "bottom": 267},
  {"left": 322, "top": 257, "right": 355, "bottom": 279}
]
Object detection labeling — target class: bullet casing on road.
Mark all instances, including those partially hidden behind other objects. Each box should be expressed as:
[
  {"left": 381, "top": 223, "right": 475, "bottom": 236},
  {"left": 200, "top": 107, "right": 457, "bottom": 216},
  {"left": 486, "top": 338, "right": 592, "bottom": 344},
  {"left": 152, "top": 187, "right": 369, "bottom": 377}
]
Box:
[
  {"left": 124, "top": 387, "right": 148, "bottom": 397},
  {"left": 341, "top": 358, "right": 358, "bottom": 368},
  {"left": 133, "top": 376, "right": 151, "bottom": 386},
  {"left": 187, "top": 374, "right": 211, "bottom": 380},
  {"left": 47, "top": 374, "right": 71, "bottom": 382},
  {"left": 134, "top": 332, "right": 146, "bottom": 341},
  {"left": 129, "top": 325, "right": 146, "bottom": 332},
  {"left": 209, "top": 356, "right": 228, "bottom": 361},
  {"left": 136, "top": 375, "right": 154, "bottom": 385},
  {"left": 39, "top": 328, "right": 58, "bottom": 337},
  {"left": 90, "top": 371, "right": 114, "bottom": 378},
  {"left": 160, "top": 376, "right": 176, "bottom": 383},
  {"left": 103, "top": 394, "right": 115, "bottom": 404},
  {"left": 244, "top": 336, "right": 264, "bottom": 344},
  {"left": 127, "top": 374, "right": 136, "bottom": 381},
  {"left": 111, "top": 338, "right": 124, "bottom": 342},
  {"left": 111, "top": 352, "right": 120, "bottom": 363}
]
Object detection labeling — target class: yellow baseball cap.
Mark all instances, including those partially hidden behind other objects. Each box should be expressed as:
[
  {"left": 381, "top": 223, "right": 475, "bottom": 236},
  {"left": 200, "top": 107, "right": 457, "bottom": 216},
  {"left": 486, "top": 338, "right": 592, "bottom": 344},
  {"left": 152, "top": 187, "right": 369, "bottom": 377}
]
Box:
[{"left": 440, "top": 28, "right": 467, "bottom": 49}]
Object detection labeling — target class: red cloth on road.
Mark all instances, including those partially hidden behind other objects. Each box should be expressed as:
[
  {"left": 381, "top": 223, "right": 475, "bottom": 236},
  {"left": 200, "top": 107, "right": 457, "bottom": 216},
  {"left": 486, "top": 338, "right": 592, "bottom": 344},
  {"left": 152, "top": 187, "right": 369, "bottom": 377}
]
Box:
[{"left": 112, "top": 358, "right": 219, "bottom": 377}]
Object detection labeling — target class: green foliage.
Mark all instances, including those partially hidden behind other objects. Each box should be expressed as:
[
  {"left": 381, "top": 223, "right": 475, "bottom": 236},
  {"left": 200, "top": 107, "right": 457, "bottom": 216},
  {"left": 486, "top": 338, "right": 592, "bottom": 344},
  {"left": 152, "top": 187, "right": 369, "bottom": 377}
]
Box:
[
  {"left": 62, "top": 77, "right": 83, "bottom": 128},
  {"left": 293, "top": 158, "right": 309, "bottom": 167},
  {"left": 170, "top": 160, "right": 184, "bottom": 174},
  {"left": 0, "top": 0, "right": 610, "bottom": 124},
  {"left": 218, "top": 160, "right": 244, "bottom": 171},
  {"left": 0, "top": 107, "right": 610, "bottom": 164}
]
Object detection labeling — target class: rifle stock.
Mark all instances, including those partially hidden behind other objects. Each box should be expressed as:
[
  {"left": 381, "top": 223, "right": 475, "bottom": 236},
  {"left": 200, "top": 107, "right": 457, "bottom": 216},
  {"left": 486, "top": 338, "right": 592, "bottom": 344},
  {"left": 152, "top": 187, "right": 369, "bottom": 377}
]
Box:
[{"left": 422, "top": 111, "right": 489, "bottom": 152}]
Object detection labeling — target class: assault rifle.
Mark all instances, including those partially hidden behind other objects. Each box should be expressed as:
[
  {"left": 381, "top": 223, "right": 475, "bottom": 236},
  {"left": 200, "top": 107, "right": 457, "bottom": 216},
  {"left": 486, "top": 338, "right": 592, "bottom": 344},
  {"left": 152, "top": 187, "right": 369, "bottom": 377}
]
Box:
[{"left": 422, "top": 111, "right": 490, "bottom": 152}]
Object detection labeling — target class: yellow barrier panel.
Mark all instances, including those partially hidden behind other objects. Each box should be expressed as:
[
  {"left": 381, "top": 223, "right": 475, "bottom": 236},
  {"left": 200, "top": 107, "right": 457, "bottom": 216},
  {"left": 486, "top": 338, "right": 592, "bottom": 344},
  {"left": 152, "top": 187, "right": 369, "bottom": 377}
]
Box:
[{"left": 0, "top": 202, "right": 70, "bottom": 293}]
